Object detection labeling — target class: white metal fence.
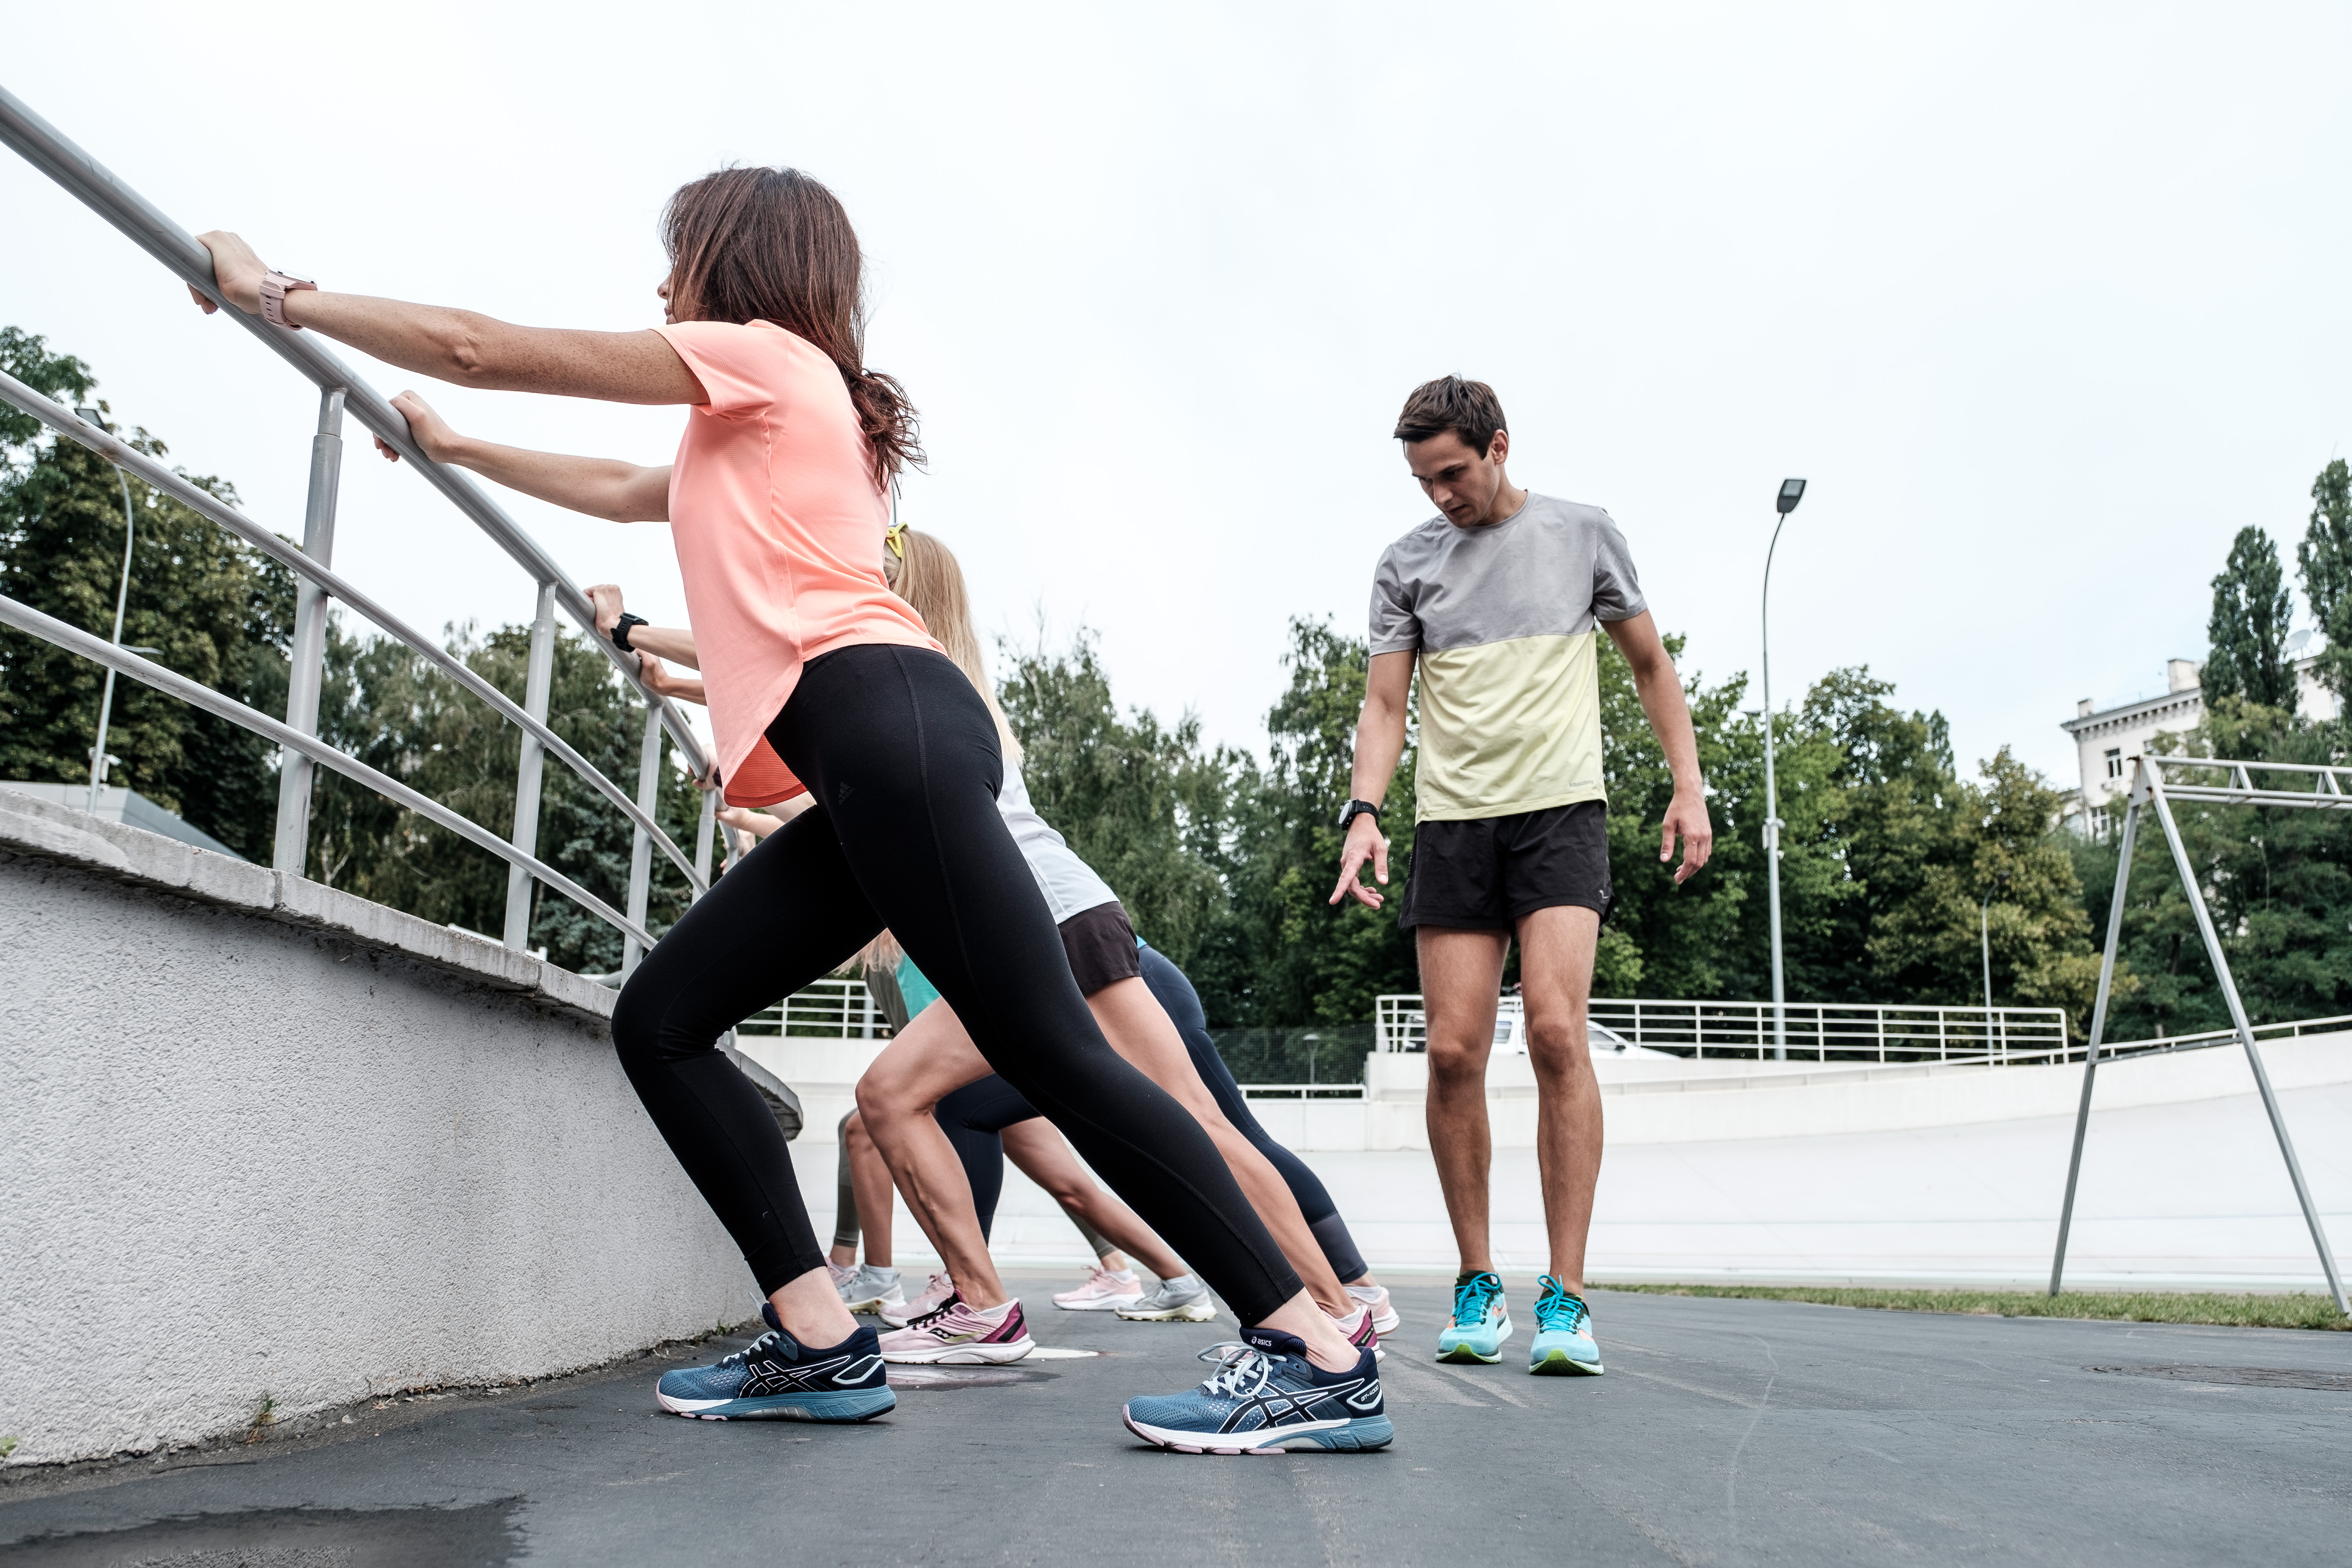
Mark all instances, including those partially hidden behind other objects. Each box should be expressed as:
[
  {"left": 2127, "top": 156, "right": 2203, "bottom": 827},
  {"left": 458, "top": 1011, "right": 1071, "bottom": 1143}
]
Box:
[
  {"left": 734, "top": 978, "right": 891, "bottom": 1040},
  {"left": 1375, "top": 995, "right": 2072, "bottom": 1064}
]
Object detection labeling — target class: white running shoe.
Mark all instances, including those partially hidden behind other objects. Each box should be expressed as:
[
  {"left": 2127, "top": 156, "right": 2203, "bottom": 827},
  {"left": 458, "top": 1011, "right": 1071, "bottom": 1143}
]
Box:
[
  {"left": 880, "top": 1271, "right": 956, "bottom": 1328},
  {"left": 1346, "top": 1283, "right": 1400, "bottom": 1336},
  {"left": 1054, "top": 1264, "right": 1146, "bottom": 1312},
  {"left": 838, "top": 1265, "right": 906, "bottom": 1316},
  {"left": 1115, "top": 1272, "right": 1217, "bottom": 1323}
]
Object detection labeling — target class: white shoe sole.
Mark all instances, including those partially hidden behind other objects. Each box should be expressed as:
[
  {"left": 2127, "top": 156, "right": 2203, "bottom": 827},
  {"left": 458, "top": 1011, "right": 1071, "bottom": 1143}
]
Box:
[
  {"left": 1054, "top": 1294, "right": 1146, "bottom": 1312},
  {"left": 1370, "top": 1309, "right": 1401, "bottom": 1335},
  {"left": 879, "top": 1336, "right": 1036, "bottom": 1365},
  {"left": 1114, "top": 1299, "right": 1217, "bottom": 1322},
  {"left": 842, "top": 1293, "right": 907, "bottom": 1315},
  {"left": 1121, "top": 1410, "right": 1390, "bottom": 1454}
]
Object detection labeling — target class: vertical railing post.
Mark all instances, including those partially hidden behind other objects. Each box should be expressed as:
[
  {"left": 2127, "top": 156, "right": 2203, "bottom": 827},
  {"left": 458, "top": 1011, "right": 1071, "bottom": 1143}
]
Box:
[
  {"left": 691, "top": 784, "right": 717, "bottom": 900},
  {"left": 271, "top": 387, "right": 345, "bottom": 874},
  {"left": 621, "top": 703, "right": 663, "bottom": 977},
  {"left": 503, "top": 580, "right": 557, "bottom": 951}
]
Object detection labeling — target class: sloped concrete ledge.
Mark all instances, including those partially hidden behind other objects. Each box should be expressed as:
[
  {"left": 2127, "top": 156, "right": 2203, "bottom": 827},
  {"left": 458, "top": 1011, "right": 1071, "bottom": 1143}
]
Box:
[
  {"left": 0, "top": 787, "right": 616, "bottom": 1024},
  {"left": 0, "top": 790, "right": 745, "bottom": 1468}
]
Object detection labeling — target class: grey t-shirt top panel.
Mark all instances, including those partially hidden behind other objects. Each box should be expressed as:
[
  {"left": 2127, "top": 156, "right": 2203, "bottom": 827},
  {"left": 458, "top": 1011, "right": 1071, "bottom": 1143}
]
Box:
[{"left": 1367, "top": 492, "right": 1646, "bottom": 655}]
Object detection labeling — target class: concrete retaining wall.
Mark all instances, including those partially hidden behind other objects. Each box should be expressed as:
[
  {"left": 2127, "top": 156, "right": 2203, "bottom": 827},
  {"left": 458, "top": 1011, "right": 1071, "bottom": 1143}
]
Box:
[{"left": 0, "top": 789, "right": 748, "bottom": 1467}]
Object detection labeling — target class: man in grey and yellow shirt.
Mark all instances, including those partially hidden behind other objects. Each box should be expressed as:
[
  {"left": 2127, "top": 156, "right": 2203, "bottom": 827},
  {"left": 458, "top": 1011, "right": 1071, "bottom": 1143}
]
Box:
[{"left": 1331, "top": 375, "right": 1712, "bottom": 1376}]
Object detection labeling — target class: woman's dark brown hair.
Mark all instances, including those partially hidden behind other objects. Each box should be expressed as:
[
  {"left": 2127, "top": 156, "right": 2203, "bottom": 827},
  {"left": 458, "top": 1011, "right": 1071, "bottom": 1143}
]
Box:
[{"left": 662, "top": 167, "right": 922, "bottom": 484}]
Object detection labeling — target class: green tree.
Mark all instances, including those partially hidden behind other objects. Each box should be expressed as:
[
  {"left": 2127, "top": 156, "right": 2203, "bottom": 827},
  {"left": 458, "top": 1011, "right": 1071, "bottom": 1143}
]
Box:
[
  {"left": 2205, "top": 525, "right": 2296, "bottom": 712},
  {"left": 307, "top": 619, "right": 705, "bottom": 974},
  {"left": 1194, "top": 617, "right": 1418, "bottom": 1031},
  {"left": 0, "top": 329, "right": 293, "bottom": 858},
  {"left": 2296, "top": 458, "right": 2352, "bottom": 699},
  {"left": 995, "top": 629, "right": 1230, "bottom": 974}
]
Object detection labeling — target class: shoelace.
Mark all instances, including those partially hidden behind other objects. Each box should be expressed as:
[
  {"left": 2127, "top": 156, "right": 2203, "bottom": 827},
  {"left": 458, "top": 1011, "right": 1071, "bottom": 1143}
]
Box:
[
  {"left": 903, "top": 1299, "right": 960, "bottom": 1332},
  {"left": 1536, "top": 1290, "right": 1588, "bottom": 1335},
  {"left": 1453, "top": 1273, "right": 1504, "bottom": 1328},
  {"left": 717, "top": 1329, "right": 787, "bottom": 1370},
  {"left": 1192, "top": 1342, "right": 1280, "bottom": 1399}
]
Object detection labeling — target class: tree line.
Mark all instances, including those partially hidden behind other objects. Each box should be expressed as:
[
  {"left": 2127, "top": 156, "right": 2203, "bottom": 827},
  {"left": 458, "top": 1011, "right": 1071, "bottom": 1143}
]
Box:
[{"left": 15, "top": 327, "right": 2352, "bottom": 1045}]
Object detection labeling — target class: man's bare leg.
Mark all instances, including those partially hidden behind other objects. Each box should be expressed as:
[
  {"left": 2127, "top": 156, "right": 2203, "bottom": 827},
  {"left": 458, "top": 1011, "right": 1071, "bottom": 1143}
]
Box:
[
  {"left": 1417, "top": 927, "right": 1512, "bottom": 1274},
  {"left": 1515, "top": 905, "right": 1603, "bottom": 1292}
]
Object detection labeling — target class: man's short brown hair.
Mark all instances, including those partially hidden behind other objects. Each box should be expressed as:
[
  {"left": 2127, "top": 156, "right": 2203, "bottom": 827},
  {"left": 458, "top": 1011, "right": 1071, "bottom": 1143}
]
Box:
[{"left": 1394, "top": 376, "right": 1507, "bottom": 456}]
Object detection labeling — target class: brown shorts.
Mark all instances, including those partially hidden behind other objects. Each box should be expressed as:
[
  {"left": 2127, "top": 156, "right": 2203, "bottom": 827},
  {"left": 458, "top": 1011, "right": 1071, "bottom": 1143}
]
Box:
[{"left": 1059, "top": 901, "right": 1142, "bottom": 996}]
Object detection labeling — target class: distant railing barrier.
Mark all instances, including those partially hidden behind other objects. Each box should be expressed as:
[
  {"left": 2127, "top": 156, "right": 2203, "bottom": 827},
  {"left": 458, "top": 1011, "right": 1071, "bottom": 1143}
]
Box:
[{"left": 1376, "top": 995, "right": 2070, "bottom": 1065}]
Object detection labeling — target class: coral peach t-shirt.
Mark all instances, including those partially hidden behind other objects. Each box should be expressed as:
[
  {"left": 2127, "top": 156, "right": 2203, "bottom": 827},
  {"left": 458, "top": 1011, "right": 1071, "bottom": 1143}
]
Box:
[{"left": 653, "top": 319, "right": 937, "bottom": 807}]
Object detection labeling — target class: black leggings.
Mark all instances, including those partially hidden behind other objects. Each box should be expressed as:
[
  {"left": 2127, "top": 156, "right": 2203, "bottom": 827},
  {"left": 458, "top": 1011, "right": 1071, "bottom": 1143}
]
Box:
[
  {"left": 611, "top": 644, "right": 1301, "bottom": 1323},
  {"left": 936, "top": 942, "right": 1369, "bottom": 1283}
]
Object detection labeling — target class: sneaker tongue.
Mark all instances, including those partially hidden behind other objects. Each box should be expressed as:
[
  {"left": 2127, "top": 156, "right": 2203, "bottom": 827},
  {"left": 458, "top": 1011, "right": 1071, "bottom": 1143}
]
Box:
[{"left": 1243, "top": 1327, "right": 1307, "bottom": 1358}]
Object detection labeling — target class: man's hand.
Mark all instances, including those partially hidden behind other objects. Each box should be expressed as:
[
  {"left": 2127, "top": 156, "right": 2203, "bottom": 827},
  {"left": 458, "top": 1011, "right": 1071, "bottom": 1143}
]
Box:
[
  {"left": 372, "top": 390, "right": 463, "bottom": 465},
  {"left": 585, "top": 584, "right": 625, "bottom": 637},
  {"left": 1661, "top": 787, "right": 1713, "bottom": 885},
  {"left": 1328, "top": 813, "right": 1391, "bottom": 909}
]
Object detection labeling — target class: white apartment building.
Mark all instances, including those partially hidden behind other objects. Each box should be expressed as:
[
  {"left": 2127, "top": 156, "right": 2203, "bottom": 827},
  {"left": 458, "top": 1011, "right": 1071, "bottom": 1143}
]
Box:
[{"left": 2060, "top": 645, "right": 2338, "bottom": 819}]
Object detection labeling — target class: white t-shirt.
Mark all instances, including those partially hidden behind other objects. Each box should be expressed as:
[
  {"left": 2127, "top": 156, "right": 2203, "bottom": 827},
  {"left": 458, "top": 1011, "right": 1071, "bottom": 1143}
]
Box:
[{"left": 998, "top": 765, "right": 1118, "bottom": 923}]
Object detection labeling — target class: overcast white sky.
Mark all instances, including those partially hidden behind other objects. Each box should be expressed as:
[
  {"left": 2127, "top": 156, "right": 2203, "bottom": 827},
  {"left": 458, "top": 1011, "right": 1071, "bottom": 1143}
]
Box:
[{"left": 6, "top": 2, "right": 2349, "bottom": 793}]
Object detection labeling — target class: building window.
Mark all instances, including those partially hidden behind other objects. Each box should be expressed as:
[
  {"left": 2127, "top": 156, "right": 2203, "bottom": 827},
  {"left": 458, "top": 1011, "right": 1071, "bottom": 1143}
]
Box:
[{"left": 2105, "top": 748, "right": 2125, "bottom": 779}]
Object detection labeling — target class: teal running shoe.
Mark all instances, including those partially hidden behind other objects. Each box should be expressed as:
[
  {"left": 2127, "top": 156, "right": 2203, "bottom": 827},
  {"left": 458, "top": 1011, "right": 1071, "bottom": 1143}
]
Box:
[
  {"left": 1528, "top": 1276, "right": 1602, "bottom": 1376},
  {"left": 655, "top": 1303, "right": 896, "bottom": 1421},
  {"left": 1436, "top": 1271, "right": 1511, "bottom": 1363}
]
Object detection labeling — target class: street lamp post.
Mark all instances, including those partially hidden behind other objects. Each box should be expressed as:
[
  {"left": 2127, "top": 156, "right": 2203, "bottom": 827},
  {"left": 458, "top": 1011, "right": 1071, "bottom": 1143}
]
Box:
[
  {"left": 1761, "top": 477, "right": 1806, "bottom": 1062},
  {"left": 77, "top": 407, "right": 138, "bottom": 815}
]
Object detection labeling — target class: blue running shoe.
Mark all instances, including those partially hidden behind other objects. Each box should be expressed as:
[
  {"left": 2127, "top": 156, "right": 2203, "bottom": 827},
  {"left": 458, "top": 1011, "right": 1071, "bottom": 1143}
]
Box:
[
  {"left": 1121, "top": 1329, "right": 1392, "bottom": 1455},
  {"left": 655, "top": 1303, "right": 896, "bottom": 1422},
  {"left": 1528, "top": 1276, "right": 1603, "bottom": 1376},
  {"left": 1436, "top": 1271, "right": 1511, "bottom": 1363}
]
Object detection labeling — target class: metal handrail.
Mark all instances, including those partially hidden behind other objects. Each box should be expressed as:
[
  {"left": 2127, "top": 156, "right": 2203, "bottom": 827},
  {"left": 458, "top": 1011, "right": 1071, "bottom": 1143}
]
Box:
[
  {"left": 0, "top": 591, "right": 652, "bottom": 947},
  {"left": 0, "top": 80, "right": 716, "bottom": 957},
  {"left": 0, "top": 375, "right": 704, "bottom": 893},
  {"left": 0, "top": 83, "right": 708, "bottom": 777},
  {"left": 2145, "top": 753, "right": 2352, "bottom": 809}
]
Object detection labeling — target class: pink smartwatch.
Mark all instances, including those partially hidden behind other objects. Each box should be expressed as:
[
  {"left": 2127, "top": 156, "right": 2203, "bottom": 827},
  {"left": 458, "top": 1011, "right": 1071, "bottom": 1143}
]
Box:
[{"left": 259, "top": 270, "right": 317, "bottom": 329}]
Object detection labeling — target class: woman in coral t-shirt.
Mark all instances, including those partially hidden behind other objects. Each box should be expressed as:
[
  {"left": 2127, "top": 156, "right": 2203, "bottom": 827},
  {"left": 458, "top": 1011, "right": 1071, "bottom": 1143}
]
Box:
[{"left": 188, "top": 168, "right": 1380, "bottom": 1448}]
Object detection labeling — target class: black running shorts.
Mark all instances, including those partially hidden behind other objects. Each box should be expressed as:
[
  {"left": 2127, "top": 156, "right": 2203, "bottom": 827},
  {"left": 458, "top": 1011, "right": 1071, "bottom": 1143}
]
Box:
[
  {"left": 1059, "top": 900, "right": 1142, "bottom": 995},
  {"left": 1397, "top": 801, "right": 1612, "bottom": 932}
]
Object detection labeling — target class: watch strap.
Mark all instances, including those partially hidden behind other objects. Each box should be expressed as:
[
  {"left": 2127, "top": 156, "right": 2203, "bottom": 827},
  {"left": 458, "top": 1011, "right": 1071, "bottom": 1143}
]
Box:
[
  {"left": 611, "top": 613, "right": 648, "bottom": 653},
  {"left": 259, "top": 270, "right": 317, "bottom": 329}
]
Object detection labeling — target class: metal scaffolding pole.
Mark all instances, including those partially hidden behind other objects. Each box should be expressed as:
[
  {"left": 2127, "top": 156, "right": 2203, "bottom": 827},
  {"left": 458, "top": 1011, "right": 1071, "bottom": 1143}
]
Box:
[
  {"left": 2049, "top": 757, "right": 2349, "bottom": 1313},
  {"left": 2049, "top": 794, "right": 2141, "bottom": 1295},
  {"left": 272, "top": 387, "right": 345, "bottom": 873}
]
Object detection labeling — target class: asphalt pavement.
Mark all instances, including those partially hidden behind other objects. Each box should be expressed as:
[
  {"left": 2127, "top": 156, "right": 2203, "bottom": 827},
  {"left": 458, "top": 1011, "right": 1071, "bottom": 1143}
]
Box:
[{"left": 3, "top": 1276, "right": 2347, "bottom": 1565}]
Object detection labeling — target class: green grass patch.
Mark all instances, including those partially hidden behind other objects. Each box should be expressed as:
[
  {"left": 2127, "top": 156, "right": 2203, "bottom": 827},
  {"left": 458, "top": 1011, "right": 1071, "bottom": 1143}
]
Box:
[{"left": 1599, "top": 1283, "right": 2351, "bottom": 1331}]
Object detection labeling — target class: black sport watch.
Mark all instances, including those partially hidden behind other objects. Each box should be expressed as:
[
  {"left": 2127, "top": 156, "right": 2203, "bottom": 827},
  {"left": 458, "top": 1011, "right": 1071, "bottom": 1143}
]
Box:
[
  {"left": 1337, "top": 798, "right": 1383, "bottom": 835},
  {"left": 610, "top": 613, "right": 648, "bottom": 653}
]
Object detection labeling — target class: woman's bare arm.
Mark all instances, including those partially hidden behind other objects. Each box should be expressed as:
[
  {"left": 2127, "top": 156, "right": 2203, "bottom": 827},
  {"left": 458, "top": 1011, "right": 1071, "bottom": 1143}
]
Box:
[
  {"left": 379, "top": 392, "right": 670, "bottom": 521},
  {"left": 190, "top": 230, "right": 705, "bottom": 406}
]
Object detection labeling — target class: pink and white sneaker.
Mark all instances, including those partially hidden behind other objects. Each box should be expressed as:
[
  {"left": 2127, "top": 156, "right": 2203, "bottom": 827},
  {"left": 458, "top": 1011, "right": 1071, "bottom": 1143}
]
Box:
[
  {"left": 1346, "top": 1283, "right": 1401, "bottom": 1336},
  {"left": 879, "top": 1272, "right": 955, "bottom": 1329},
  {"left": 1334, "top": 1303, "right": 1383, "bottom": 1361},
  {"left": 1054, "top": 1265, "right": 1146, "bottom": 1312},
  {"left": 877, "top": 1296, "right": 1036, "bottom": 1364}
]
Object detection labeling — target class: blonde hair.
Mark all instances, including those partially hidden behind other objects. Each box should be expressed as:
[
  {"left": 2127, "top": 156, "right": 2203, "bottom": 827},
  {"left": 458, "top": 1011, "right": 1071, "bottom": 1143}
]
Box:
[{"left": 885, "top": 528, "right": 1023, "bottom": 764}]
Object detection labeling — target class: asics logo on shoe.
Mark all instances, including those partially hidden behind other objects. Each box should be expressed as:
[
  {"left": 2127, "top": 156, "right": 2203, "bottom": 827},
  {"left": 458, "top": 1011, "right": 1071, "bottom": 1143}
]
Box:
[
  {"left": 740, "top": 1350, "right": 875, "bottom": 1398},
  {"left": 1212, "top": 1375, "right": 1378, "bottom": 1435}
]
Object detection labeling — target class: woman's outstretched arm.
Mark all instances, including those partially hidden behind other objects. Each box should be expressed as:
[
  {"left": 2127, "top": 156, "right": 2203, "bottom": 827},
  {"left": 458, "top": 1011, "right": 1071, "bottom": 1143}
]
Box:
[
  {"left": 189, "top": 230, "right": 704, "bottom": 406},
  {"left": 380, "top": 392, "right": 671, "bottom": 522}
]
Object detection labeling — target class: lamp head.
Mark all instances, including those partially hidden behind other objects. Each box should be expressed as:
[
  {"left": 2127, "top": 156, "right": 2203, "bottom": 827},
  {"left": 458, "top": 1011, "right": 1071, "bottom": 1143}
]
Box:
[
  {"left": 75, "top": 406, "right": 107, "bottom": 432},
  {"left": 1777, "top": 478, "right": 1807, "bottom": 515}
]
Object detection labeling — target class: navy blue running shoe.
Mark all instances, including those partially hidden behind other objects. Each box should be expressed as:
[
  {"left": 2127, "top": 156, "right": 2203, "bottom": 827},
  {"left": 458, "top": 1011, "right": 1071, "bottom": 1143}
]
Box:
[
  {"left": 655, "top": 1303, "right": 895, "bottom": 1422},
  {"left": 1121, "top": 1328, "right": 1392, "bottom": 1455}
]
